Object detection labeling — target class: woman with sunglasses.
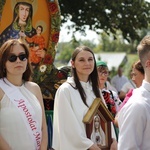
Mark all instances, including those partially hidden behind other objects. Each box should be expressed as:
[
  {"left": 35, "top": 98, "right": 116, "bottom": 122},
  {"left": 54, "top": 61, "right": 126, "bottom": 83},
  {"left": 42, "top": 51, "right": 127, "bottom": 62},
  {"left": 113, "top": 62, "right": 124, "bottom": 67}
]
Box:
[{"left": 0, "top": 39, "right": 48, "bottom": 150}]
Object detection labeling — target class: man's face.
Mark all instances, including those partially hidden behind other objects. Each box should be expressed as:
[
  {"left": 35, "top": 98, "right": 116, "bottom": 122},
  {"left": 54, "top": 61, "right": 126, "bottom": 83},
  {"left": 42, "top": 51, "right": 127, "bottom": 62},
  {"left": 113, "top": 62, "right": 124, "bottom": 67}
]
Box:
[{"left": 18, "top": 4, "right": 30, "bottom": 22}]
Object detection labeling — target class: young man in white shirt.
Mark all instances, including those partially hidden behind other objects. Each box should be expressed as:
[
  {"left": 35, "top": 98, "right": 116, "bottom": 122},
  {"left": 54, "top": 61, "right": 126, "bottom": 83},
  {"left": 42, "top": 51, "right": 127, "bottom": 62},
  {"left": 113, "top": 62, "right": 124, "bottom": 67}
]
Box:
[{"left": 118, "top": 35, "right": 150, "bottom": 150}]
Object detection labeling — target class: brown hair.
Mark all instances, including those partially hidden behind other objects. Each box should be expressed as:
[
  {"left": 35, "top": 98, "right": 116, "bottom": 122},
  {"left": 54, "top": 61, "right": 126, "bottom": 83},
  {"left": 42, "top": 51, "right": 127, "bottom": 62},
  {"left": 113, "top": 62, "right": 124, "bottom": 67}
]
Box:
[
  {"left": 132, "top": 60, "right": 144, "bottom": 75},
  {"left": 71, "top": 45, "right": 100, "bottom": 106},
  {"left": 0, "top": 39, "right": 32, "bottom": 81},
  {"left": 137, "top": 35, "right": 150, "bottom": 67}
]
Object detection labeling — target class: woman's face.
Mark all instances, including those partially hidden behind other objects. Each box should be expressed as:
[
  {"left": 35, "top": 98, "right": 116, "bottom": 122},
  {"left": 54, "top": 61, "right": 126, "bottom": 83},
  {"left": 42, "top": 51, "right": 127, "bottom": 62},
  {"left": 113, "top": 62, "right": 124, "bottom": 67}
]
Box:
[
  {"left": 18, "top": 4, "right": 30, "bottom": 22},
  {"left": 5, "top": 44, "right": 27, "bottom": 78},
  {"left": 94, "top": 117, "right": 100, "bottom": 129},
  {"left": 71, "top": 50, "right": 95, "bottom": 81},
  {"left": 131, "top": 68, "right": 144, "bottom": 88},
  {"left": 97, "top": 67, "right": 109, "bottom": 87}
]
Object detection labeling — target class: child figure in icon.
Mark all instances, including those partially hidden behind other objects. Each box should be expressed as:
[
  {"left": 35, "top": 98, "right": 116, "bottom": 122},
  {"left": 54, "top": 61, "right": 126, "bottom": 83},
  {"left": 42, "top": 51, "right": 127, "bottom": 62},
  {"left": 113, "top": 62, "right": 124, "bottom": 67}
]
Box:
[
  {"left": 25, "top": 25, "right": 46, "bottom": 65},
  {"left": 91, "top": 114, "right": 106, "bottom": 146}
]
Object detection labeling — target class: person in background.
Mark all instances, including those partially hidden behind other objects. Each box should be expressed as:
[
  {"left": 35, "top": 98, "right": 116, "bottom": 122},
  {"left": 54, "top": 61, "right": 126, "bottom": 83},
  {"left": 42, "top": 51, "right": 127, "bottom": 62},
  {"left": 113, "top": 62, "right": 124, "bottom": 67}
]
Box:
[
  {"left": 96, "top": 60, "right": 122, "bottom": 141},
  {"left": 119, "top": 66, "right": 136, "bottom": 100},
  {"left": 96, "top": 60, "right": 122, "bottom": 117},
  {"left": 118, "top": 35, "right": 150, "bottom": 149},
  {"left": 52, "top": 46, "right": 117, "bottom": 150},
  {"left": 118, "top": 60, "right": 144, "bottom": 111},
  {"left": 111, "top": 66, "right": 128, "bottom": 101},
  {"left": 106, "top": 81, "right": 118, "bottom": 93},
  {"left": 114, "top": 60, "right": 144, "bottom": 127},
  {"left": 0, "top": 39, "right": 48, "bottom": 150}
]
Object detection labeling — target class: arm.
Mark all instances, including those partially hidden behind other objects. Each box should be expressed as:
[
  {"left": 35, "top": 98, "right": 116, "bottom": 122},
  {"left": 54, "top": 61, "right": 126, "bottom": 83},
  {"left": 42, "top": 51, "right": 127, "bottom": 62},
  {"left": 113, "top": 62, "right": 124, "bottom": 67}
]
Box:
[
  {"left": 118, "top": 102, "right": 145, "bottom": 150},
  {"left": 0, "top": 90, "right": 11, "bottom": 149},
  {"left": 119, "top": 91, "right": 126, "bottom": 100},
  {"left": 114, "top": 114, "right": 119, "bottom": 128},
  {"left": 53, "top": 84, "right": 93, "bottom": 149},
  {"left": 0, "top": 135, "right": 11, "bottom": 150},
  {"left": 110, "top": 138, "right": 118, "bottom": 150},
  {"left": 89, "top": 144, "right": 101, "bottom": 150},
  {"left": 119, "top": 82, "right": 129, "bottom": 100}
]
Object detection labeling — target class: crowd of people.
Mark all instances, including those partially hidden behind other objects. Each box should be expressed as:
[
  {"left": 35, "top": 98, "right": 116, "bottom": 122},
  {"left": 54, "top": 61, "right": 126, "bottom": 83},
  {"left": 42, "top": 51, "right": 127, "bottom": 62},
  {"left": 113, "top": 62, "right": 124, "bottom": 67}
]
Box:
[{"left": 0, "top": 35, "right": 150, "bottom": 150}]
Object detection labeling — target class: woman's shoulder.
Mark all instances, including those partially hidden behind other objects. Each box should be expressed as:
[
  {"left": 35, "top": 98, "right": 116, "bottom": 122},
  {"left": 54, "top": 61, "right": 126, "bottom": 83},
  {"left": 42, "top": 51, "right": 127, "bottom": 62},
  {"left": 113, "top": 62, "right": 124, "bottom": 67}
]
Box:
[
  {"left": 59, "top": 77, "right": 76, "bottom": 89},
  {"left": 57, "top": 81, "right": 75, "bottom": 92},
  {"left": 24, "top": 81, "right": 43, "bottom": 101},
  {"left": 25, "top": 81, "right": 39, "bottom": 88},
  {"left": 24, "top": 81, "right": 40, "bottom": 94}
]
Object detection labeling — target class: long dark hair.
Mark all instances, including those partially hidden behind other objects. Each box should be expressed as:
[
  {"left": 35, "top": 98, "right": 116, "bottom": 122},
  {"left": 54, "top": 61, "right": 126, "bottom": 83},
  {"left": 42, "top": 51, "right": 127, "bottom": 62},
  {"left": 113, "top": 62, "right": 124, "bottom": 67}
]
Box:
[
  {"left": 71, "top": 46, "right": 100, "bottom": 106},
  {"left": 0, "top": 39, "right": 32, "bottom": 81}
]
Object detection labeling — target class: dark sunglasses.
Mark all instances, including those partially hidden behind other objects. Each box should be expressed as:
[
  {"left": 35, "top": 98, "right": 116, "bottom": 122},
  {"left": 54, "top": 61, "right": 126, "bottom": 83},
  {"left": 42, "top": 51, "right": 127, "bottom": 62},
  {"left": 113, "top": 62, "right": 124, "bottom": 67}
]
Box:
[{"left": 8, "top": 54, "right": 27, "bottom": 62}]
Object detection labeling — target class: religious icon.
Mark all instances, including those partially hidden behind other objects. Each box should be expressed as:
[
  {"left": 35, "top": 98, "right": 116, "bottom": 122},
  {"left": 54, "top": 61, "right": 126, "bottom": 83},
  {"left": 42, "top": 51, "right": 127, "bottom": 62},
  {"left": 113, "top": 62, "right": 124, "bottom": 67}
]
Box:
[
  {"left": 0, "top": 0, "right": 61, "bottom": 149},
  {"left": 0, "top": 0, "right": 36, "bottom": 45},
  {"left": 83, "top": 98, "right": 114, "bottom": 150},
  {"left": 0, "top": 0, "right": 62, "bottom": 102},
  {"left": 91, "top": 114, "right": 106, "bottom": 146}
]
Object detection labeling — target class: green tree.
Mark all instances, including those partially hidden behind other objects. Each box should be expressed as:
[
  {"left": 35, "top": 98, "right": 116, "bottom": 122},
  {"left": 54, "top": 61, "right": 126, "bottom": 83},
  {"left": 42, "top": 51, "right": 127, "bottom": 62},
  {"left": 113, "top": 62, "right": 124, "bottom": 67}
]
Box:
[
  {"left": 57, "top": 42, "right": 74, "bottom": 63},
  {"left": 79, "top": 39, "right": 96, "bottom": 49},
  {"left": 59, "top": 0, "right": 150, "bottom": 42},
  {"left": 94, "top": 31, "right": 136, "bottom": 53},
  {"left": 57, "top": 37, "right": 97, "bottom": 64}
]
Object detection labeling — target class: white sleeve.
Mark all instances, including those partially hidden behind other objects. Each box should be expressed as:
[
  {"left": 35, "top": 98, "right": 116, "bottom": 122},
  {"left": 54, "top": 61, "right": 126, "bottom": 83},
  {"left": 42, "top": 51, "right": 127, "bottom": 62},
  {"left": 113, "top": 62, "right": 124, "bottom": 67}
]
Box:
[
  {"left": 52, "top": 84, "right": 93, "bottom": 150},
  {"left": 118, "top": 102, "right": 146, "bottom": 150}
]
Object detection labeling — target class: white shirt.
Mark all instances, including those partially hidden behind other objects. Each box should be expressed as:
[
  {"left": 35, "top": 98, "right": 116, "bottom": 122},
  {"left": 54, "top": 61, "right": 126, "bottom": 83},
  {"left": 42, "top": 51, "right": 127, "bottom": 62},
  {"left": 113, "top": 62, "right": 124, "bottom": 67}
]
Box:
[
  {"left": 111, "top": 75, "right": 128, "bottom": 92},
  {"left": 52, "top": 77, "right": 95, "bottom": 150},
  {"left": 118, "top": 80, "right": 150, "bottom": 150},
  {"left": 0, "top": 84, "right": 42, "bottom": 150}
]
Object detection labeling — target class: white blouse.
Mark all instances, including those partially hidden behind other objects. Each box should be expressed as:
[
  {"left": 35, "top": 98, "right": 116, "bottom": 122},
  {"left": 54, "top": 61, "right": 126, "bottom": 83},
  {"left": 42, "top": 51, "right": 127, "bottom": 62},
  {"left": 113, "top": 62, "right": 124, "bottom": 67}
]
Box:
[
  {"left": 52, "top": 77, "right": 95, "bottom": 150},
  {"left": 0, "top": 84, "right": 42, "bottom": 150}
]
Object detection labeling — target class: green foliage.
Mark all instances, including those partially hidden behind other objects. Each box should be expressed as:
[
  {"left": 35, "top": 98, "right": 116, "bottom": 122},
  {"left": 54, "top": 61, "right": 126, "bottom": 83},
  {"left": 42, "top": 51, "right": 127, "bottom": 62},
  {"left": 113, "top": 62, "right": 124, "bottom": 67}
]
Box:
[
  {"left": 57, "top": 37, "right": 97, "bottom": 64},
  {"left": 59, "top": 0, "right": 150, "bottom": 42},
  {"left": 94, "top": 31, "right": 138, "bottom": 53},
  {"left": 57, "top": 42, "right": 74, "bottom": 63},
  {"left": 79, "top": 39, "right": 96, "bottom": 50}
]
